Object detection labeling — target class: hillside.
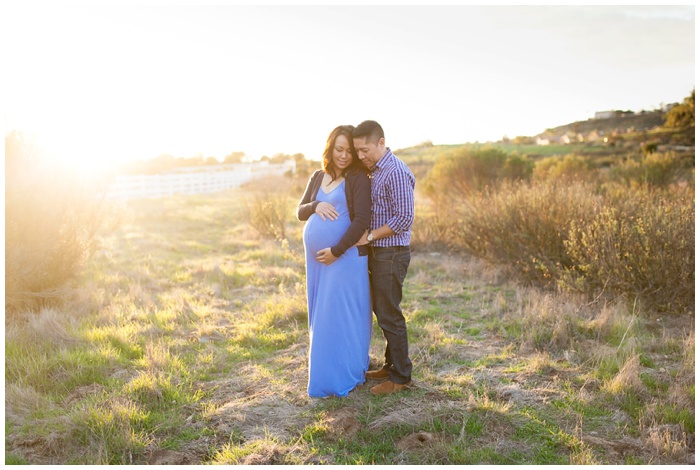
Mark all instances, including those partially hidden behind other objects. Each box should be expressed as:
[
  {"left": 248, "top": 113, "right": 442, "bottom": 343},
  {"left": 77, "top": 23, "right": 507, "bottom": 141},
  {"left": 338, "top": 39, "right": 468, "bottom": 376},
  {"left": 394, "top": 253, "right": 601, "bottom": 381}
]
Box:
[
  {"left": 538, "top": 110, "right": 666, "bottom": 138},
  {"left": 396, "top": 106, "right": 693, "bottom": 176}
]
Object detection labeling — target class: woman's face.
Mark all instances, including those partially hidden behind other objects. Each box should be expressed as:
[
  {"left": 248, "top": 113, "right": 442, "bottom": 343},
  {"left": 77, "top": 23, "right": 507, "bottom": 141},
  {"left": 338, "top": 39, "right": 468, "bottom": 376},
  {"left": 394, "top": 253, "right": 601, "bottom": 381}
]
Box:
[{"left": 332, "top": 134, "right": 354, "bottom": 172}]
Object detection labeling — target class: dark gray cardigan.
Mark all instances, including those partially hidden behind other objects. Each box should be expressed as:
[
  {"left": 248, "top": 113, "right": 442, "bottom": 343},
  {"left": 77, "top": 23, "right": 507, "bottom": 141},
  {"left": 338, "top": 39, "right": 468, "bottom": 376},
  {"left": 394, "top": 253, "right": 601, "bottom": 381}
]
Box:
[{"left": 296, "top": 168, "right": 371, "bottom": 258}]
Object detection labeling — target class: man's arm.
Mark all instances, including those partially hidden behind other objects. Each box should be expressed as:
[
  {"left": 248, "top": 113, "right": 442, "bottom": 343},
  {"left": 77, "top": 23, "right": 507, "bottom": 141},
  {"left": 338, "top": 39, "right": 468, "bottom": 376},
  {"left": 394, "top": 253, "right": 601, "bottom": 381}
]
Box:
[
  {"left": 356, "top": 224, "right": 395, "bottom": 245},
  {"left": 385, "top": 169, "right": 415, "bottom": 235}
]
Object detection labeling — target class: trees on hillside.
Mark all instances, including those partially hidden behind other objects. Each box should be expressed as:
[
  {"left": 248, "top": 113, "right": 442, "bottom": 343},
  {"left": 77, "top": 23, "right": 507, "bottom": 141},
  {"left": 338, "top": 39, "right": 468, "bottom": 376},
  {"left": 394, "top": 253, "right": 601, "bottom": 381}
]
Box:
[
  {"left": 664, "top": 89, "right": 695, "bottom": 129},
  {"left": 224, "top": 151, "right": 246, "bottom": 163}
]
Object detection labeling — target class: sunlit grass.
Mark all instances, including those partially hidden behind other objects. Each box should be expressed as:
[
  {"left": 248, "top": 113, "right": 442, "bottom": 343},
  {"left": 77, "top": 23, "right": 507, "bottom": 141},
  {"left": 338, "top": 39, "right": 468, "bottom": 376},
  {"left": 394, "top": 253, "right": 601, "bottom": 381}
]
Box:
[
  {"left": 5, "top": 181, "right": 694, "bottom": 465},
  {"left": 210, "top": 434, "right": 311, "bottom": 465}
]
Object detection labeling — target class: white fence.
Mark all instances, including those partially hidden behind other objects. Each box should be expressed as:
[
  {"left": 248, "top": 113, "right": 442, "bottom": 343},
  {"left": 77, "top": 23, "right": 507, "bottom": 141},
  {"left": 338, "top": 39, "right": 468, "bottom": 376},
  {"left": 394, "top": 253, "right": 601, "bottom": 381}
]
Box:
[{"left": 103, "top": 160, "right": 296, "bottom": 200}]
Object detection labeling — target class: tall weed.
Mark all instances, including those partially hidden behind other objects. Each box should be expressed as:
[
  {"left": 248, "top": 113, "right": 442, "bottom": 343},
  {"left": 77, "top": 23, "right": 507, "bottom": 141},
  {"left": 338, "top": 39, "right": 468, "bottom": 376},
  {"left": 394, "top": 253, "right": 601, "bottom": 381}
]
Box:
[
  {"left": 246, "top": 194, "right": 292, "bottom": 240},
  {"left": 243, "top": 175, "right": 296, "bottom": 240}
]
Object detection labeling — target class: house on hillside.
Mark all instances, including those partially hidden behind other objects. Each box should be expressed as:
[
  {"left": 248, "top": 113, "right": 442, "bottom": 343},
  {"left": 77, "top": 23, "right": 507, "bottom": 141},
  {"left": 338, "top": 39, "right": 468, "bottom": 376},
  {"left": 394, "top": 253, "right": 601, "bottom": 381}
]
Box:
[
  {"left": 556, "top": 132, "right": 583, "bottom": 144},
  {"left": 595, "top": 110, "right": 616, "bottom": 120},
  {"left": 536, "top": 137, "right": 550, "bottom": 146},
  {"left": 586, "top": 130, "right": 603, "bottom": 142}
]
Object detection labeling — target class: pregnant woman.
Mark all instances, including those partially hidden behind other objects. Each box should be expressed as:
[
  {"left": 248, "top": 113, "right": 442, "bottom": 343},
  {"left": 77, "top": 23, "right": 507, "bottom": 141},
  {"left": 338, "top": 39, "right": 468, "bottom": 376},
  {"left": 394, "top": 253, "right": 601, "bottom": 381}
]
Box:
[{"left": 296, "top": 125, "right": 372, "bottom": 398}]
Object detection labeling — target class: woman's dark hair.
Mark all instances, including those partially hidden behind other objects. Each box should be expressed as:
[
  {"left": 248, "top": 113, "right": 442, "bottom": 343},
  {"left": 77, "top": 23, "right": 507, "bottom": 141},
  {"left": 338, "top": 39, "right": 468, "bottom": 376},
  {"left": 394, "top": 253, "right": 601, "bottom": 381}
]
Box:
[{"left": 322, "top": 125, "right": 367, "bottom": 180}]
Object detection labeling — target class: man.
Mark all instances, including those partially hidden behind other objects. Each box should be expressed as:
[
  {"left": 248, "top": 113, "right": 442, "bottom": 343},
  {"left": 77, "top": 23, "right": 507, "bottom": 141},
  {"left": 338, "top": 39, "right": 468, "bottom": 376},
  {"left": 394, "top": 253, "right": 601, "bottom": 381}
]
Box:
[{"left": 353, "top": 120, "right": 415, "bottom": 395}]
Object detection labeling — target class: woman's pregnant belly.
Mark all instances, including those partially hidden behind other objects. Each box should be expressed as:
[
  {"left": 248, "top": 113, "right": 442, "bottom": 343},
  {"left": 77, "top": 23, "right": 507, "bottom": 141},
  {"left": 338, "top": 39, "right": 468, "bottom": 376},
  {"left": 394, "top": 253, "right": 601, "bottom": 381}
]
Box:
[{"left": 303, "top": 213, "right": 351, "bottom": 255}]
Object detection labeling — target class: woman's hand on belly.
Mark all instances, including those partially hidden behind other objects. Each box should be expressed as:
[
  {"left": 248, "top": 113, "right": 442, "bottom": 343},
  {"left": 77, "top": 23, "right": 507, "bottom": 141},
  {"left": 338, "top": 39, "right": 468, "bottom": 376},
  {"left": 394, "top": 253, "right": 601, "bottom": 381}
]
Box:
[
  {"left": 315, "top": 202, "right": 338, "bottom": 221},
  {"left": 315, "top": 247, "right": 339, "bottom": 266}
]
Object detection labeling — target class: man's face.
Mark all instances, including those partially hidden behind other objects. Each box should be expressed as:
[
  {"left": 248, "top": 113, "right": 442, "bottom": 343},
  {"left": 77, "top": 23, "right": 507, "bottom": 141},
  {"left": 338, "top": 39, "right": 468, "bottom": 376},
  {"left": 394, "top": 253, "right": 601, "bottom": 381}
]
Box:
[{"left": 353, "top": 136, "right": 385, "bottom": 169}]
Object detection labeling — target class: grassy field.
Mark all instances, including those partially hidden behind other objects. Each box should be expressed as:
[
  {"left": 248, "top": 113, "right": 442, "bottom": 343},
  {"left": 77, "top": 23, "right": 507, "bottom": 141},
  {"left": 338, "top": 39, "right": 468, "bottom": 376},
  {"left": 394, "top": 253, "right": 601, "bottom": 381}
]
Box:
[{"left": 5, "top": 181, "right": 694, "bottom": 464}]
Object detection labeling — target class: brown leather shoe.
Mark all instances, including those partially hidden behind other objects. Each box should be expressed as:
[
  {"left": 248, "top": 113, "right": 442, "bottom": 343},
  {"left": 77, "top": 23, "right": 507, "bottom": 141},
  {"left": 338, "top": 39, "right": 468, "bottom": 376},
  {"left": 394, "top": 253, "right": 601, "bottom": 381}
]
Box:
[
  {"left": 370, "top": 380, "right": 412, "bottom": 395},
  {"left": 365, "top": 368, "right": 390, "bottom": 380}
]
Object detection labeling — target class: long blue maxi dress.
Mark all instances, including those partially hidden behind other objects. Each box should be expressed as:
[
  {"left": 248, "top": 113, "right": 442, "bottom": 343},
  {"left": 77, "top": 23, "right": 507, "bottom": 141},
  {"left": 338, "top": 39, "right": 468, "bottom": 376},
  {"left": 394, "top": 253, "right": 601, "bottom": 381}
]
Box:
[{"left": 302, "top": 181, "right": 371, "bottom": 398}]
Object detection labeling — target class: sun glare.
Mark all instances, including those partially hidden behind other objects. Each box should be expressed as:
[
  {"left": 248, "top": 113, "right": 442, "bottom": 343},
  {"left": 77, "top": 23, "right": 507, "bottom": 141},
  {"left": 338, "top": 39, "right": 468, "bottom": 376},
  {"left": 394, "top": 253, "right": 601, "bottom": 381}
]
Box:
[
  {"left": 24, "top": 128, "right": 121, "bottom": 179},
  {"left": 4, "top": 6, "right": 693, "bottom": 177}
]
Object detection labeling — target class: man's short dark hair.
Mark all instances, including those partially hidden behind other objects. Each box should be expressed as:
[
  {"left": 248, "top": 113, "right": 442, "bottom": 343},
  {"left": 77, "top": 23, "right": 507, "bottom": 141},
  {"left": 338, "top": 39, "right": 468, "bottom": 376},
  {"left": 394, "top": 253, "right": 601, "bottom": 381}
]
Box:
[{"left": 354, "top": 120, "right": 384, "bottom": 144}]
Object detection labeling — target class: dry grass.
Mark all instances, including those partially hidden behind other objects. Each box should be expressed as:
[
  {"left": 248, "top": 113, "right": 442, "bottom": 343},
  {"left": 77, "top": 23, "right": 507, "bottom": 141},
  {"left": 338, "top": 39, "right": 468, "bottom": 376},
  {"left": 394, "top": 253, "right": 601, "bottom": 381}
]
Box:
[
  {"left": 427, "top": 162, "right": 694, "bottom": 315},
  {"left": 5, "top": 307, "right": 78, "bottom": 346},
  {"left": 5, "top": 383, "right": 56, "bottom": 424},
  {"left": 5, "top": 183, "right": 694, "bottom": 465},
  {"left": 643, "top": 422, "right": 693, "bottom": 463},
  {"left": 603, "top": 355, "right": 644, "bottom": 396},
  {"left": 5, "top": 133, "right": 120, "bottom": 314}
]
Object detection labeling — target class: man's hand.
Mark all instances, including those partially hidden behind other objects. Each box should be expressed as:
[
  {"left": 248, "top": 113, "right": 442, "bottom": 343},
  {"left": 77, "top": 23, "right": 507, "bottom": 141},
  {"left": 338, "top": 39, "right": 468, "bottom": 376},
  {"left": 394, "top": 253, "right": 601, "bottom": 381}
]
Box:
[
  {"left": 315, "top": 202, "right": 338, "bottom": 221},
  {"left": 316, "top": 247, "right": 338, "bottom": 265},
  {"left": 355, "top": 230, "right": 369, "bottom": 246}
]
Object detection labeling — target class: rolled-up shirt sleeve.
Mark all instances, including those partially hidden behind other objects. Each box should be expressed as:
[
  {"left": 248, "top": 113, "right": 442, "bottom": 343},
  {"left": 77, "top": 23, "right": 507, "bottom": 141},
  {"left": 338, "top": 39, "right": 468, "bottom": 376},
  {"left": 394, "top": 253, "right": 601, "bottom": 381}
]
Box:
[
  {"left": 369, "top": 148, "right": 415, "bottom": 247},
  {"left": 386, "top": 169, "right": 415, "bottom": 235}
]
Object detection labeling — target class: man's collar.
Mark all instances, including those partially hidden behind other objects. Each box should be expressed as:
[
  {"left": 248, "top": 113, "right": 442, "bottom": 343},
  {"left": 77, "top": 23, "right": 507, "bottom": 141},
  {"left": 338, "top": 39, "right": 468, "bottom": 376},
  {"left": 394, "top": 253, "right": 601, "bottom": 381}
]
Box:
[{"left": 371, "top": 147, "right": 392, "bottom": 172}]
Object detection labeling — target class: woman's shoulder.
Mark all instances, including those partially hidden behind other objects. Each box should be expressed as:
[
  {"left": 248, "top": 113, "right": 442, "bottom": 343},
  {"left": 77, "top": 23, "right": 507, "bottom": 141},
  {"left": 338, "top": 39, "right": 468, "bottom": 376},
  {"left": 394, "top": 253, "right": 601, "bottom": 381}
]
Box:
[
  {"left": 308, "top": 169, "right": 325, "bottom": 182},
  {"left": 346, "top": 167, "right": 370, "bottom": 180},
  {"left": 345, "top": 168, "right": 370, "bottom": 196}
]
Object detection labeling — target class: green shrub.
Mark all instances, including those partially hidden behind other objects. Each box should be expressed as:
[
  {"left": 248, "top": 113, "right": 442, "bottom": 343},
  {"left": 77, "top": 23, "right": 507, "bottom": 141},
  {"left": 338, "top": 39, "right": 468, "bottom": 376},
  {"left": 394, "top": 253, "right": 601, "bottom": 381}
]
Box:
[
  {"left": 533, "top": 154, "right": 596, "bottom": 182},
  {"left": 663, "top": 89, "right": 694, "bottom": 130},
  {"left": 610, "top": 152, "right": 692, "bottom": 188},
  {"left": 643, "top": 143, "right": 658, "bottom": 155},
  {"left": 422, "top": 147, "right": 533, "bottom": 202},
  {"left": 502, "top": 152, "right": 534, "bottom": 181},
  {"left": 564, "top": 187, "right": 694, "bottom": 313}
]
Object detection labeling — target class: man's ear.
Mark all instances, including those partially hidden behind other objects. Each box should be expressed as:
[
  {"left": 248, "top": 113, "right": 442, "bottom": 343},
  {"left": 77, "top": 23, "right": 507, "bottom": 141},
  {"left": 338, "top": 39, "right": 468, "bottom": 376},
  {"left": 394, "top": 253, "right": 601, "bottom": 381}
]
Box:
[{"left": 378, "top": 137, "right": 386, "bottom": 147}]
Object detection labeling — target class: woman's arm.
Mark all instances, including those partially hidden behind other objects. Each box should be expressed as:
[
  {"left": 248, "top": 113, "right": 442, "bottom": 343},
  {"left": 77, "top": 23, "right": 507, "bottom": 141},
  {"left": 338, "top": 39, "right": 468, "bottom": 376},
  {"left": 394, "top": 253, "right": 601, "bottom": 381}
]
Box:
[
  {"left": 296, "top": 170, "right": 322, "bottom": 221},
  {"left": 330, "top": 170, "right": 371, "bottom": 257}
]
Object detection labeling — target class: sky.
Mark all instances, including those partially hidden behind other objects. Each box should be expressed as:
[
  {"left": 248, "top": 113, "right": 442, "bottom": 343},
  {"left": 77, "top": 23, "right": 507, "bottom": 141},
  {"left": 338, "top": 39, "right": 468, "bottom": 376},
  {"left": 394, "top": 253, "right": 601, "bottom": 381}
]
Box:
[{"left": 3, "top": 4, "right": 695, "bottom": 172}]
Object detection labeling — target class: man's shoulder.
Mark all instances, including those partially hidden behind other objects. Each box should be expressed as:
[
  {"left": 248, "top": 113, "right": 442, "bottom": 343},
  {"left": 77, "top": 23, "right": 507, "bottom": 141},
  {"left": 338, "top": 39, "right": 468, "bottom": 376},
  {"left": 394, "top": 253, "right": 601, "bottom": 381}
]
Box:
[
  {"left": 385, "top": 153, "right": 414, "bottom": 179},
  {"left": 380, "top": 151, "right": 406, "bottom": 169}
]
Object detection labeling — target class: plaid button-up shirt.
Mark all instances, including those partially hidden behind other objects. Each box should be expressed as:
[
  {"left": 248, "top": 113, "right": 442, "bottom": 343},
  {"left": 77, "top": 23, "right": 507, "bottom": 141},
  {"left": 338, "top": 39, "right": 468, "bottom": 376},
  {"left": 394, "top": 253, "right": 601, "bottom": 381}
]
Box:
[{"left": 369, "top": 148, "right": 415, "bottom": 247}]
